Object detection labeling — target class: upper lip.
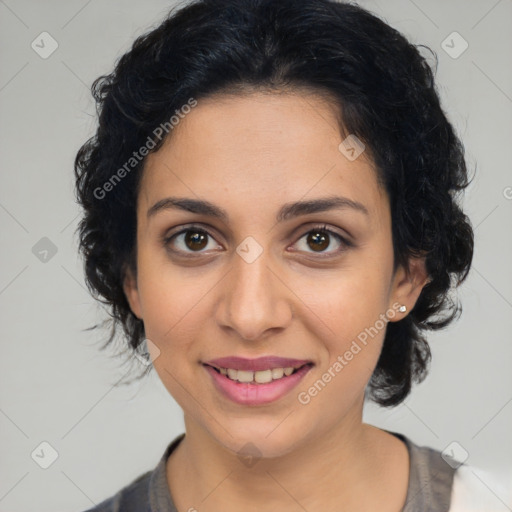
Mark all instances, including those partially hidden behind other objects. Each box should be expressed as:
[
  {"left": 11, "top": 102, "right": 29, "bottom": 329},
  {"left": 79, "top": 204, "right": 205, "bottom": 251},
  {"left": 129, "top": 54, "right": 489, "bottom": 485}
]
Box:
[{"left": 204, "top": 356, "right": 312, "bottom": 372}]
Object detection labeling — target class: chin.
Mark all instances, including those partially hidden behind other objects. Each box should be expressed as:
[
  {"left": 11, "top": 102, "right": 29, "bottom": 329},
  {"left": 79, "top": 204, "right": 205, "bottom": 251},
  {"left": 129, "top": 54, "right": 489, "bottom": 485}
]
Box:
[{"left": 209, "top": 416, "right": 307, "bottom": 460}]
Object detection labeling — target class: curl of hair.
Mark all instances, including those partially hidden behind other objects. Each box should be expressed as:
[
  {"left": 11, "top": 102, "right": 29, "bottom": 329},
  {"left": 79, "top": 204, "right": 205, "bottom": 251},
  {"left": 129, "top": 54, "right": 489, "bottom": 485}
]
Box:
[{"left": 74, "top": 0, "right": 474, "bottom": 405}]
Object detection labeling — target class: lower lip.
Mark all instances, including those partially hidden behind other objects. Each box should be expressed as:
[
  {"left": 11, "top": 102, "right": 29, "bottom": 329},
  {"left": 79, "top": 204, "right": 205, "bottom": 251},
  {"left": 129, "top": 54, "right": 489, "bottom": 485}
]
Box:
[{"left": 204, "top": 364, "right": 313, "bottom": 406}]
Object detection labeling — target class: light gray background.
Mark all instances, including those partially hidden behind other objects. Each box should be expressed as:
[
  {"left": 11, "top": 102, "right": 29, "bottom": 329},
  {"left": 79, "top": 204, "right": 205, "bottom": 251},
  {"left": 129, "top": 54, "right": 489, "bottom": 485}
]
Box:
[{"left": 1, "top": 0, "right": 511, "bottom": 510}]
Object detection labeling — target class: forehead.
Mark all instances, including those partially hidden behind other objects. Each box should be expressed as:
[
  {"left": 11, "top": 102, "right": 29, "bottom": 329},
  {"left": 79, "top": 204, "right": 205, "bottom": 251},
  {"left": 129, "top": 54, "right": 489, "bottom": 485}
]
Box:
[
  {"left": 156, "top": 90, "right": 346, "bottom": 168},
  {"left": 140, "top": 91, "right": 387, "bottom": 222}
]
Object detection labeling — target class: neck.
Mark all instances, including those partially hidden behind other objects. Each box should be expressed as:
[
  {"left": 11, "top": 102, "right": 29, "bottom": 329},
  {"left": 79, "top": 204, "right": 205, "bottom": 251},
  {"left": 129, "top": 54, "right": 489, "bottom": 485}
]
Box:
[{"left": 166, "top": 398, "right": 408, "bottom": 511}]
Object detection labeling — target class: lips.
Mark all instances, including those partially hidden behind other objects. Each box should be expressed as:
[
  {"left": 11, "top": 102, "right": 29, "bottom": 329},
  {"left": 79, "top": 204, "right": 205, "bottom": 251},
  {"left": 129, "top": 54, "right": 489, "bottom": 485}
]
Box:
[{"left": 203, "top": 356, "right": 314, "bottom": 405}]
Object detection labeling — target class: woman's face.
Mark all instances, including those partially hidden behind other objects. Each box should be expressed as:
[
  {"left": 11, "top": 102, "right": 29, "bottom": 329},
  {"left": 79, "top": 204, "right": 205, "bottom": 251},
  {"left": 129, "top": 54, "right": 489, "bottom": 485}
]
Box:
[{"left": 124, "top": 91, "right": 425, "bottom": 457}]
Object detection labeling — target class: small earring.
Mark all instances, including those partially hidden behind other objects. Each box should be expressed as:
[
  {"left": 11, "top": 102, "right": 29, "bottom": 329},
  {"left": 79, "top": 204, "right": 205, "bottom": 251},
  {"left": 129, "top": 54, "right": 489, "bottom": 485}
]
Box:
[{"left": 398, "top": 305, "right": 407, "bottom": 313}]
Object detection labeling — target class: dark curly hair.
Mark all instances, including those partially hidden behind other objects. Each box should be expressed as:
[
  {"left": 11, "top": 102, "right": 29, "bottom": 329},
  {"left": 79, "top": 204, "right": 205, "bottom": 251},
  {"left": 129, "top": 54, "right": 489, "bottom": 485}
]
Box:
[{"left": 74, "top": 0, "right": 474, "bottom": 406}]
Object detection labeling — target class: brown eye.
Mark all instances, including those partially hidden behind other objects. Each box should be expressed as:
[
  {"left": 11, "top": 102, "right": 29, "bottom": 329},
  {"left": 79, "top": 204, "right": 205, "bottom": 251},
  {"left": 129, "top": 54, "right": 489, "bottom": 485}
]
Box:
[
  {"left": 184, "top": 230, "right": 208, "bottom": 251},
  {"left": 306, "top": 231, "right": 330, "bottom": 252},
  {"left": 292, "top": 225, "right": 352, "bottom": 257},
  {"left": 164, "top": 226, "right": 221, "bottom": 255}
]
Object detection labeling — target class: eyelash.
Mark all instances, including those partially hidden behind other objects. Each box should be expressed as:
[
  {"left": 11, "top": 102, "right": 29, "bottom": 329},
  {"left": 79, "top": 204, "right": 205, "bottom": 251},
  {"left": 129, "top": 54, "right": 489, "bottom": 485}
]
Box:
[{"left": 162, "top": 223, "right": 353, "bottom": 258}]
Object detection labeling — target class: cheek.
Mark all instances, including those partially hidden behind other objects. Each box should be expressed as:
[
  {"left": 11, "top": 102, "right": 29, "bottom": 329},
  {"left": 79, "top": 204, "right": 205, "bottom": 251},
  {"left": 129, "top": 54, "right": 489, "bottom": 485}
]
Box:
[
  {"left": 137, "top": 265, "right": 213, "bottom": 405},
  {"left": 293, "top": 265, "right": 391, "bottom": 350},
  {"left": 290, "top": 263, "right": 392, "bottom": 411},
  {"left": 135, "top": 249, "right": 213, "bottom": 357},
  {"left": 295, "top": 295, "right": 388, "bottom": 422}
]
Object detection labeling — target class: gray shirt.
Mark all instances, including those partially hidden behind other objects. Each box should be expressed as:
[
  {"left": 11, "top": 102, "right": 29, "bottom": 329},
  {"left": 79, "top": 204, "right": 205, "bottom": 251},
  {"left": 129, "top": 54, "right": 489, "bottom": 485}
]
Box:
[{"left": 83, "top": 430, "right": 456, "bottom": 512}]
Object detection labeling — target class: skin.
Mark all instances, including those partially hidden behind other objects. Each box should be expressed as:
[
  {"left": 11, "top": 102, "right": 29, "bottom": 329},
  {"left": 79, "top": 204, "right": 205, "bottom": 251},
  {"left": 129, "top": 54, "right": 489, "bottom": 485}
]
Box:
[{"left": 123, "top": 90, "right": 429, "bottom": 511}]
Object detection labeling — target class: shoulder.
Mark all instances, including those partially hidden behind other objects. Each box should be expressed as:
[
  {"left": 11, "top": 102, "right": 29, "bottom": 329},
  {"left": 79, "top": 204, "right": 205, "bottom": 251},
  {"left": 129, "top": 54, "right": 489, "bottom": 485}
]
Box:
[
  {"left": 384, "top": 431, "right": 456, "bottom": 511},
  {"left": 448, "top": 464, "right": 512, "bottom": 512},
  {"left": 81, "top": 469, "right": 152, "bottom": 512},
  {"left": 386, "top": 430, "right": 512, "bottom": 512},
  {"left": 79, "top": 433, "right": 185, "bottom": 512}
]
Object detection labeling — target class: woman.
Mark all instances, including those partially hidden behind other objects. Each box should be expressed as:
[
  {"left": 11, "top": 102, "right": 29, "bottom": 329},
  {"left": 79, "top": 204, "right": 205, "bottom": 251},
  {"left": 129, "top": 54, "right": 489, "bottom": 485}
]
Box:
[{"left": 75, "top": 0, "right": 479, "bottom": 510}]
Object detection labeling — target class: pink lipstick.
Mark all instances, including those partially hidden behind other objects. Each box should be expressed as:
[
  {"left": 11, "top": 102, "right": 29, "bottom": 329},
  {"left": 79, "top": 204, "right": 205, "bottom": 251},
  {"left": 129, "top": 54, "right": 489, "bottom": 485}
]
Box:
[{"left": 203, "top": 356, "right": 313, "bottom": 406}]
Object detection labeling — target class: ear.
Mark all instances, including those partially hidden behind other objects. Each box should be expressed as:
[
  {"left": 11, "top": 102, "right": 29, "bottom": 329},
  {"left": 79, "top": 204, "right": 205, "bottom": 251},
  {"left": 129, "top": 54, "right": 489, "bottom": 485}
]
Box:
[
  {"left": 122, "top": 264, "right": 143, "bottom": 320},
  {"left": 388, "top": 255, "right": 429, "bottom": 321}
]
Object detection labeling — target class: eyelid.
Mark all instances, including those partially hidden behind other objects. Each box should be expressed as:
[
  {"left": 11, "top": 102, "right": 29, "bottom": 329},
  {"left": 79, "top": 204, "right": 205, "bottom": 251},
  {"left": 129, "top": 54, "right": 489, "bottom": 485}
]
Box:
[
  {"left": 162, "top": 223, "right": 223, "bottom": 253},
  {"left": 289, "top": 223, "right": 353, "bottom": 256},
  {"left": 292, "top": 222, "right": 352, "bottom": 243}
]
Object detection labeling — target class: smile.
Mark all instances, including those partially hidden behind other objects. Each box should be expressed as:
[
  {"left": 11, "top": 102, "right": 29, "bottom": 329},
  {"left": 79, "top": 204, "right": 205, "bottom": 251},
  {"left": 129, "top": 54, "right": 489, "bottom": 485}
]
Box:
[{"left": 203, "top": 356, "right": 314, "bottom": 405}]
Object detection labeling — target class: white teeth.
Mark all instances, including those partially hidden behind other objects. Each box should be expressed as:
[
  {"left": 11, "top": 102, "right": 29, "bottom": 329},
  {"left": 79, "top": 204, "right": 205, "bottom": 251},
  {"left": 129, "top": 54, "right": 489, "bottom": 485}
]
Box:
[
  {"left": 271, "top": 368, "right": 284, "bottom": 379},
  {"left": 215, "top": 365, "right": 306, "bottom": 383},
  {"left": 254, "top": 369, "right": 272, "bottom": 383},
  {"left": 237, "top": 370, "right": 254, "bottom": 383}
]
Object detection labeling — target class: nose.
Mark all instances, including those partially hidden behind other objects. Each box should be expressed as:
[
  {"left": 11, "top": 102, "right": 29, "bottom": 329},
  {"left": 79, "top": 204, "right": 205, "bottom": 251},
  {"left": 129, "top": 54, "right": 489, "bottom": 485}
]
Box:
[{"left": 215, "top": 247, "right": 293, "bottom": 342}]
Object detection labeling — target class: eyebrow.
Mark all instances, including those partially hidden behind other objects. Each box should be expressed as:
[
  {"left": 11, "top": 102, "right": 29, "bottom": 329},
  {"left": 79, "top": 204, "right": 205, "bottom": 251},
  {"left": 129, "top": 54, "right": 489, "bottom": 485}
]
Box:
[{"left": 147, "top": 195, "right": 369, "bottom": 222}]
